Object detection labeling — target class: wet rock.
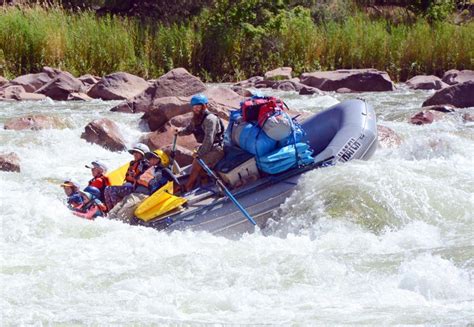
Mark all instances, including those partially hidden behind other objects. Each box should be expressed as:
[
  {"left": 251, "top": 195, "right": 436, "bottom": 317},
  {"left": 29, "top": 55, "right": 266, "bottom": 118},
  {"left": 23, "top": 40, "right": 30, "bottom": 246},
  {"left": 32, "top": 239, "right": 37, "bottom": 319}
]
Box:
[
  {"left": 442, "top": 69, "right": 474, "bottom": 85},
  {"left": 336, "top": 87, "right": 353, "bottom": 93},
  {"left": 299, "top": 85, "right": 323, "bottom": 95},
  {"left": 4, "top": 115, "right": 63, "bottom": 130},
  {"left": 410, "top": 110, "right": 446, "bottom": 125},
  {"left": 110, "top": 68, "right": 206, "bottom": 113},
  {"left": 422, "top": 104, "right": 456, "bottom": 113},
  {"left": 377, "top": 125, "right": 402, "bottom": 147},
  {"left": 140, "top": 124, "right": 198, "bottom": 152},
  {"left": 254, "top": 79, "right": 276, "bottom": 89},
  {"left": 78, "top": 74, "right": 99, "bottom": 86},
  {"left": 0, "top": 152, "right": 20, "bottom": 172},
  {"left": 10, "top": 72, "right": 53, "bottom": 93},
  {"left": 264, "top": 67, "right": 292, "bottom": 80},
  {"left": 87, "top": 72, "right": 149, "bottom": 100},
  {"left": 271, "top": 79, "right": 310, "bottom": 92},
  {"left": 81, "top": 118, "right": 126, "bottom": 151},
  {"left": 231, "top": 86, "right": 253, "bottom": 97},
  {"left": 422, "top": 81, "right": 474, "bottom": 108},
  {"left": 141, "top": 96, "right": 189, "bottom": 131},
  {"left": 204, "top": 86, "right": 243, "bottom": 119},
  {"left": 234, "top": 76, "right": 264, "bottom": 88},
  {"left": 406, "top": 75, "right": 448, "bottom": 90},
  {"left": 169, "top": 112, "right": 193, "bottom": 128},
  {"left": 462, "top": 112, "right": 474, "bottom": 122},
  {"left": 300, "top": 69, "right": 395, "bottom": 92},
  {"left": 162, "top": 144, "right": 194, "bottom": 167},
  {"left": 35, "top": 71, "right": 84, "bottom": 100}
]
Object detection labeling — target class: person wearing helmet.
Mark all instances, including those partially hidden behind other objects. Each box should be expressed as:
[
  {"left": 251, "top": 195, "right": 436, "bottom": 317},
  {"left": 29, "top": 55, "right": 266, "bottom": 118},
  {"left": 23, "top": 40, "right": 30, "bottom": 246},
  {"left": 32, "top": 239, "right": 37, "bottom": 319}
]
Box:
[
  {"left": 60, "top": 181, "right": 105, "bottom": 220},
  {"left": 107, "top": 149, "right": 178, "bottom": 223},
  {"left": 103, "top": 143, "right": 150, "bottom": 211},
  {"left": 61, "top": 180, "right": 83, "bottom": 210},
  {"left": 85, "top": 160, "right": 110, "bottom": 202},
  {"left": 176, "top": 93, "right": 225, "bottom": 192}
]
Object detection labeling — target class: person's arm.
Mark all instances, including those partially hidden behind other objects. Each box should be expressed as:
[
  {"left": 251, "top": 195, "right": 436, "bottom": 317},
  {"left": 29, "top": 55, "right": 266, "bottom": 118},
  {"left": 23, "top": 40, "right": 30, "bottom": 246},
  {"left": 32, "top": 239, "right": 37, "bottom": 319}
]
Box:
[
  {"left": 177, "top": 122, "right": 194, "bottom": 136},
  {"left": 197, "top": 116, "right": 217, "bottom": 157}
]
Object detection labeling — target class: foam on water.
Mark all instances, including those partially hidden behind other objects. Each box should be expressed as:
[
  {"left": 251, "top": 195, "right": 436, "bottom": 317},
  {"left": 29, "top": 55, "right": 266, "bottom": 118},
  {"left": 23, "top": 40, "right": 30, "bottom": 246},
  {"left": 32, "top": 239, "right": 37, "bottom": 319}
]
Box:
[{"left": 1, "top": 90, "right": 473, "bottom": 325}]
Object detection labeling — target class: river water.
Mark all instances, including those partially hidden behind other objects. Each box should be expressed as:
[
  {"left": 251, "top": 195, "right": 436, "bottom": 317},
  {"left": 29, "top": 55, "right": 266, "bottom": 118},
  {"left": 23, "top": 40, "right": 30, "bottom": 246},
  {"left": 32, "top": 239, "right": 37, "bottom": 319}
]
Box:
[{"left": 1, "top": 85, "right": 473, "bottom": 325}]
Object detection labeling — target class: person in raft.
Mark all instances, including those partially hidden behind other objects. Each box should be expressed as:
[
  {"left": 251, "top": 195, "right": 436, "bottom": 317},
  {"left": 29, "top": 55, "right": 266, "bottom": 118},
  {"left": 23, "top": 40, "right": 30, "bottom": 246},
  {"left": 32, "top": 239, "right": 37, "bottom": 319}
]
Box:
[
  {"left": 60, "top": 180, "right": 106, "bottom": 220},
  {"left": 103, "top": 143, "right": 150, "bottom": 211},
  {"left": 85, "top": 160, "right": 110, "bottom": 203},
  {"left": 176, "top": 94, "right": 225, "bottom": 192},
  {"left": 107, "top": 150, "right": 178, "bottom": 223}
]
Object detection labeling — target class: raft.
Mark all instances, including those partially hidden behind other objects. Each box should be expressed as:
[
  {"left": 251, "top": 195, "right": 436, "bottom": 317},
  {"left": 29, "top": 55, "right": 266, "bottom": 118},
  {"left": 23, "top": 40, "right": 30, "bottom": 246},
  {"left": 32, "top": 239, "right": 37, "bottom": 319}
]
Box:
[{"left": 128, "top": 98, "right": 378, "bottom": 238}]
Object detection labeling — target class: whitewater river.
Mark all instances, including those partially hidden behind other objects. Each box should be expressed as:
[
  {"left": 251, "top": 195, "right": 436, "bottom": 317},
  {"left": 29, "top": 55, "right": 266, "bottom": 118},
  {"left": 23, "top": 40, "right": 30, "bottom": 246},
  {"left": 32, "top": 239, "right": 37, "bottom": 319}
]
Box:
[{"left": 1, "top": 85, "right": 473, "bottom": 325}]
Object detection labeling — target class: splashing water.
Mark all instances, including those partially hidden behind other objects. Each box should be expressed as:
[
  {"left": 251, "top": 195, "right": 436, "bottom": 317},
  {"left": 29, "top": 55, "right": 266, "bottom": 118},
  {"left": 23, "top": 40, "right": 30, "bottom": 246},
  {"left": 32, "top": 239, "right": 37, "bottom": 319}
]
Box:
[{"left": 1, "top": 87, "right": 473, "bottom": 325}]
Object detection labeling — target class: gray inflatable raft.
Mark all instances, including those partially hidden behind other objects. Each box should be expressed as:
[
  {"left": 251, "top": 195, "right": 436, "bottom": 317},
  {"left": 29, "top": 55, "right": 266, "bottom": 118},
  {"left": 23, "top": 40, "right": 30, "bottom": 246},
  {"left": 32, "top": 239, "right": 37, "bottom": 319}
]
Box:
[{"left": 134, "top": 99, "right": 378, "bottom": 238}]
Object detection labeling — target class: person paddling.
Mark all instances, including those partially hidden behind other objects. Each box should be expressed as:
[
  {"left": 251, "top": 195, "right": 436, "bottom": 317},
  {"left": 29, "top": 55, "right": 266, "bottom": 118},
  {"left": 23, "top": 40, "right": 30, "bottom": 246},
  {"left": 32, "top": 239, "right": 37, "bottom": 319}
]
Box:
[
  {"left": 175, "top": 94, "right": 225, "bottom": 192},
  {"left": 103, "top": 143, "right": 150, "bottom": 211}
]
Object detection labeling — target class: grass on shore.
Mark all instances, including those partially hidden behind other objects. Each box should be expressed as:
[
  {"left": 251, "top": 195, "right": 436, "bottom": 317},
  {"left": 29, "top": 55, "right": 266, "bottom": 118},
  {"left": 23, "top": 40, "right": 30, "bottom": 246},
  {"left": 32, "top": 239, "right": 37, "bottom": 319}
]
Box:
[{"left": 0, "top": 5, "right": 472, "bottom": 81}]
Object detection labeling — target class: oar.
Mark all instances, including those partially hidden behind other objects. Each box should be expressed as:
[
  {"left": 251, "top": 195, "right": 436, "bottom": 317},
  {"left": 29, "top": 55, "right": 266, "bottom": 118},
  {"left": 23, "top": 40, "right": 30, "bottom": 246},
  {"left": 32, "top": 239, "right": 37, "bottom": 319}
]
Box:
[
  {"left": 170, "top": 133, "right": 181, "bottom": 175},
  {"left": 197, "top": 157, "right": 256, "bottom": 226}
]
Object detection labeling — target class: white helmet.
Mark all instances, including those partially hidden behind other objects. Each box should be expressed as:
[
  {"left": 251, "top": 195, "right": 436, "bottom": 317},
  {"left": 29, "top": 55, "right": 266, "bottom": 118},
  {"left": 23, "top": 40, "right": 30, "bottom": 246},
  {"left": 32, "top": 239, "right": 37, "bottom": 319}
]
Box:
[{"left": 128, "top": 143, "right": 150, "bottom": 156}]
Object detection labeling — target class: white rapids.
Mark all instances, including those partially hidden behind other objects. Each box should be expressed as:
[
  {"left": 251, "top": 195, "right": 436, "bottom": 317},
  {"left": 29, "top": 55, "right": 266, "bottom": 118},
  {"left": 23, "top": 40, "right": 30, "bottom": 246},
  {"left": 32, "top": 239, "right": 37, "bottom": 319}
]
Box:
[{"left": 1, "top": 86, "right": 473, "bottom": 325}]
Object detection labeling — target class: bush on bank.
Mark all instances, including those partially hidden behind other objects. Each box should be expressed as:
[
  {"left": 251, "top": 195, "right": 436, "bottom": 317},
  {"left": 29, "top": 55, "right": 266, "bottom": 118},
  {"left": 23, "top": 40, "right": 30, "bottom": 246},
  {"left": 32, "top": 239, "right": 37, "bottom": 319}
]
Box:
[{"left": 0, "top": 2, "right": 472, "bottom": 81}]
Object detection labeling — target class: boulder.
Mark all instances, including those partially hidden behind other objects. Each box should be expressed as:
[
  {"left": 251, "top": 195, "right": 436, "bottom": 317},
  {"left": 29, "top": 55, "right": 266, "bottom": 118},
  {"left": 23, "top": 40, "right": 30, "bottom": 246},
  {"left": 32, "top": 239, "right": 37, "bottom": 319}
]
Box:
[
  {"left": 234, "top": 76, "right": 264, "bottom": 88},
  {"left": 300, "top": 69, "right": 395, "bottom": 92},
  {"left": 162, "top": 144, "right": 194, "bottom": 167},
  {"left": 42, "top": 66, "right": 62, "bottom": 78},
  {"left": 169, "top": 112, "right": 193, "bottom": 128},
  {"left": 377, "top": 125, "right": 402, "bottom": 147},
  {"left": 67, "top": 92, "right": 93, "bottom": 101},
  {"left": 78, "top": 74, "right": 99, "bottom": 86},
  {"left": 0, "top": 85, "right": 46, "bottom": 101},
  {"left": 264, "top": 67, "right": 292, "bottom": 80},
  {"left": 299, "top": 85, "right": 323, "bottom": 95},
  {"left": 87, "top": 72, "right": 149, "bottom": 100},
  {"left": 204, "top": 86, "right": 243, "bottom": 119},
  {"left": 410, "top": 110, "right": 447, "bottom": 125},
  {"left": 0, "top": 76, "right": 8, "bottom": 87},
  {"left": 422, "top": 81, "right": 474, "bottom": 108},
  {"left": 4, "top": 115, "right": 64, "bottom": 130},
  {"left": 10, "top": 72, "right": 52, "bottom": 92},
  {"left": 406, "top": 75, "right": 448, "bottom": 90},
  {"left": 80, "top": 118, "right": 126, "bottom": 151},
  {"left": 336, "top": 88, "right": 353, "bottom": 93},
  {"left": 110, "top": 68, "right": 206, "bottom": 113},
  {"left": 442, "top": 69, "right": 474, "bottom": 85},
  {"left": 141, "top": 96, "right": 190, "bottom": 131},
  {"left": 462, "top": 112, "right": 474, "bottom": 122},
  {"left": 231, "top": 86, "right": 253, "bottom": 97},
  {"left": 0, "top": 152, "right": 20, "bottom": 172},
  {"left": 140, "top": 124, "right": 198, "bottom": 152},
  {"left": 35, "top": 71, "right": 84, "bottom": 100},
  {"left": 254, "top": 80, "right": 276, "bottom": 88}
]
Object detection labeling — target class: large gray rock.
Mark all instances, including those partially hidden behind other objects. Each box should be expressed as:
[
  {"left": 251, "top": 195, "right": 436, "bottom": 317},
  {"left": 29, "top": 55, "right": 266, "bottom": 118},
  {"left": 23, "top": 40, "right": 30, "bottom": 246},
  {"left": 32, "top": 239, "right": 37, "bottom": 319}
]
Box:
[
  {"left": 300, "top": 69, "right": 395, "bottom": 92},
  {"left": 264, "top": 67, "right": 292, "bottom": 80},
  {"left": 406, "top": 75, "right": 448, "bottom": 90},
  {"left": 81, "top": 118, "right": 127, "bottom": 151},
  {"left": 422, "top": 81, "right": 474, "bottom": 108},
  {"left": 111, "top": 68, "right": 206, "bottom": 113},
  {"left": 234, "top": 76, "right": 264, "bottom": 88},
  {"left": 36, "top": 71, "right": 84, "bottom": 100},
  {"left": 442, "top": 69, "right": 474, "bottom": 85},
  {"left": 140, "top": 124, "right": 198, "bottom": 152},
  {"left": 4, "top": 115, "right": 64, "bottom": 130},
  {"left": 204, "top": 86, "right": 243, "bottom": 119},
  {"left": 87, "top": 72, "right": 149, "bottom": 100},
  {"left": 0, "top": 76, "right": 8, "bottom": 87},
  {"left": 0, "top": 152, "right": 20, "bottom": 172}
]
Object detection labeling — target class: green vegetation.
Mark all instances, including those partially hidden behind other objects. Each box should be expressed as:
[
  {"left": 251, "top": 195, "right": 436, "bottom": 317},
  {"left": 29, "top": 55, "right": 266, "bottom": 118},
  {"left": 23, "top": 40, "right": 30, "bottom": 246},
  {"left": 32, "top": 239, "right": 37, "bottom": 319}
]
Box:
[{"left": 0, "top": 2, "right": 472, "bottom": 81}]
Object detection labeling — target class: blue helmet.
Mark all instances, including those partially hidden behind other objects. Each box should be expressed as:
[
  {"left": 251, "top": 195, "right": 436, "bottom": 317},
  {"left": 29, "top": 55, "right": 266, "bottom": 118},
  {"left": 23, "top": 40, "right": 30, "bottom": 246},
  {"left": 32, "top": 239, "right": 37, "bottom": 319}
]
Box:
[
  {"left": 190, "top": 94, "right": 208, "bottom": 106},
  {"left": 83, "top": 186, "right": 101, "bottom": 200}
]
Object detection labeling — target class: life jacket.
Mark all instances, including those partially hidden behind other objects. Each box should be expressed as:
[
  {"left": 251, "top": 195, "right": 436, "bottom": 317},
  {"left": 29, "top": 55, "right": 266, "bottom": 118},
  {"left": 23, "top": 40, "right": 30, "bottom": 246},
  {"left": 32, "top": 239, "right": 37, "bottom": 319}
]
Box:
[
  {"left": 240, "top": 96, "right": 287, "bottom": 127},
  {"left": 124, "top": 159, "right": 148, "bottom": 184},
  {"left": 192, "top": 111, "right": 225, "bottom": 146},
  {"left": 88, "top": 174, "right": 110, "bottom": 201},
  {"left": 69, "top": 192, "right": 106, "bottom": 220},
  {"left": 135, "top": 166, "right": 178, "bottom": 195}
]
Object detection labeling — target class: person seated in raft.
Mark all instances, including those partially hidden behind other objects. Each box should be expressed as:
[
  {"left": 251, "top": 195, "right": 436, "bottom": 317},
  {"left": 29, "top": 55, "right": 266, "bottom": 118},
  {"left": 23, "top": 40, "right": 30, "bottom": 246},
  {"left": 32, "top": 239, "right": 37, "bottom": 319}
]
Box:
[
  {"left": 60, "top": 182, "right": 106, "bottom": 220},
  {"left": 175, "top": 94, "right": 225, "bottom": 192},
  {"left": 85, "top": 160, "right": 110, "bottom": 203},
  {"left": 103, "top": 143, "right": 150, "bottom": 211},
  {"left": 107, "top": 150, "right": 178, "bottom": 223}
]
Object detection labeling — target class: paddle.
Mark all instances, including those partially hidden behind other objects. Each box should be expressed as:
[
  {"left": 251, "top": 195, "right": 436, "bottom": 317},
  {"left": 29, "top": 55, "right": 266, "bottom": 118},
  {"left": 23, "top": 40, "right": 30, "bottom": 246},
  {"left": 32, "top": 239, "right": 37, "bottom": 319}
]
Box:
[{"left": 197, "top": 157, "right": 257, "bottom": 226}]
